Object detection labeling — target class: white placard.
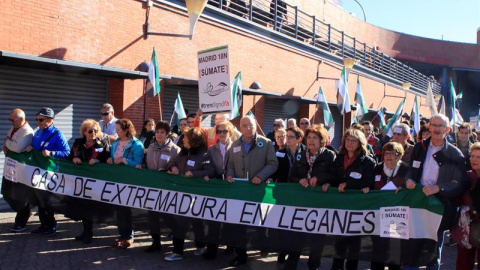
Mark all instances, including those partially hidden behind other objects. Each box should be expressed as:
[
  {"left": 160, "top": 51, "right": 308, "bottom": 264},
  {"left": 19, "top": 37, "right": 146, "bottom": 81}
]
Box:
[
  {"left": 380, "top": 206, "right": 410, "bottom": 239},
  {"left": 198, "top": 45, "right": 232, "bottom": 113}
]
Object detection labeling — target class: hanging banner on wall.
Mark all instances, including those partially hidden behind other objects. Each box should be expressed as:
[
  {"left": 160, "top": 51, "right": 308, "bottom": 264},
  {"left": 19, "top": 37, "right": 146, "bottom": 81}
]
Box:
[{"left": 197, "top": 45, "right": 232, "bottom": 114}]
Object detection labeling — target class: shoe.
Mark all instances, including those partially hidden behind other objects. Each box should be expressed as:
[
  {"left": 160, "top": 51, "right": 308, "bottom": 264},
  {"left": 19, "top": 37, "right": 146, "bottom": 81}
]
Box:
[
  {"left": 121, "top": 239, "right": 134, "bottom": 249},
  {"left": 224, "top": 246, "right": 234, "bottom": 255},
  {"left": 110, "top": 239, "right": 122, "bottom": 247},
  {"left": 45, "top": 227, "right": 57, "bottom": 237},
  {"left": 82, "top": 233, "right": 93, "bottom": 244},
  {"left": 74, "top": 233, "right": 85, "bottom": 241},
  {"left": 194, "top": 247, "right": 207, "bottom": 256},
  {"left": 229, "top": 256, "right": 247, "bottom": 267},
  {"left": 10, "top": 225, "right": 26, "bottom": 233},
  {"left": 260, "top": 249, "right": 269, "bottom": 257},
  {"left": 202, "top": 252, "right": 217, "bottom": 260},
  {"left": 145, "top": 243, "right": 162, "bottom": 253},
  {"left": 31, "top": 226, "right": 48, "bottom": 235},
  {"left": 164, "top": 253, "right": 183, "bottom": 262},
  {"left": 277, "top": 253, "right": 286, "bottom": 263}
]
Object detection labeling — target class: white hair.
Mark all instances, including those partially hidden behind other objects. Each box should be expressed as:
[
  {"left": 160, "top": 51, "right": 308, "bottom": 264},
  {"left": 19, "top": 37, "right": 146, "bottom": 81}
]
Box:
[
  {"left": 430, "top": 114, "right": 449, "bottom": 126},
  {"left": 274, "top": 118, "right": 286, "bottom": 127},
  {"left": 241, "top": 115, "right": 256, "bottom": 126},
  {"left": 288, "top": 118, "right": 297, "bottom": 125},
  {"left": 393, "top": 123, "right": 410, "bottom": 135}
]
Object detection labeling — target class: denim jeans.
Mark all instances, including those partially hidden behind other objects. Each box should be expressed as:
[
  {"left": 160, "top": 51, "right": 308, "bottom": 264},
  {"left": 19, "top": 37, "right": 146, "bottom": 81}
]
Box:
[{"left": 403, "top": 230, "right": 445, "bottom": 270}]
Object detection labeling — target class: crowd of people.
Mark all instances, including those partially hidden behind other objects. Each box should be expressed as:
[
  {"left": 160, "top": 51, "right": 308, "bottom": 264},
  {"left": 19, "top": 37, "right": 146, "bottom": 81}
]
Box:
[{"left": 3, "top": 103, "right": 480, "bottom": 270}]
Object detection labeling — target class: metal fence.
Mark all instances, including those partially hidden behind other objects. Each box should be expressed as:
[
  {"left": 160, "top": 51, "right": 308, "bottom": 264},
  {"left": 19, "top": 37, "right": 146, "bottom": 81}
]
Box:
[{"left": 204, "top": 0, "right": 441, "bottom": 94}]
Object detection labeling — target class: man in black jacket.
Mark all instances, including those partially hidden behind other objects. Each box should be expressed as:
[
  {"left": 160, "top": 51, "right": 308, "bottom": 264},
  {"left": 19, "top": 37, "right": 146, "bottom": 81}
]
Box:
[{"left": 405, "top": 114, "right": 467, "bottom": 270}]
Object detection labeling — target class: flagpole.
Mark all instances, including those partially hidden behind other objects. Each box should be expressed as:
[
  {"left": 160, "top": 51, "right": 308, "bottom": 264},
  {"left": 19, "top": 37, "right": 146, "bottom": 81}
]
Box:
[
  {"left": 312, "top": 103, "right": 319, "bottom": 125},
  {"left": 158, "top": 93, "right": 163, "bottom": 121}
]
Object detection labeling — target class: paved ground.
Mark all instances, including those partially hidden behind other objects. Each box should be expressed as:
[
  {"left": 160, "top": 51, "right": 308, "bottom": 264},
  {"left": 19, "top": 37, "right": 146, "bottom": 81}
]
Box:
[{"left": 0, "top": 209, "right": 457, "bottom": 270}]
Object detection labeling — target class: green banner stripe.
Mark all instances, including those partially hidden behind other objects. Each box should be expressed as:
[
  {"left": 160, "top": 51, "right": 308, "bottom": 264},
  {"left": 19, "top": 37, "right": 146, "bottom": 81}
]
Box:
[{"left": 8, "top": 151, "right": 444, "bottom": 214}]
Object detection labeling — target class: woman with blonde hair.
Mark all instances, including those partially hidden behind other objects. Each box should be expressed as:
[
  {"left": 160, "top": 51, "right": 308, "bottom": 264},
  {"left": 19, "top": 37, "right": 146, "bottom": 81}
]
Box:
[{"left": 67, "top": 119, "right": 110, "bottom": 243}]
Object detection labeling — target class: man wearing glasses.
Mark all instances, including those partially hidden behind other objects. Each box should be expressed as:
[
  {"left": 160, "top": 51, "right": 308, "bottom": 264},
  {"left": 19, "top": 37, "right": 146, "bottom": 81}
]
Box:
[
  {"left": 3, "top": 108, "right": 34, "bottom": 233},
  {"left": 99, "top": 103, "right": 118, "bottom": 143},
  {"left": 404, "top": 114, "right": 467, "bottom": 270},
  {"left": 25, "top": 107, "right": 70, "bottom": 237}
]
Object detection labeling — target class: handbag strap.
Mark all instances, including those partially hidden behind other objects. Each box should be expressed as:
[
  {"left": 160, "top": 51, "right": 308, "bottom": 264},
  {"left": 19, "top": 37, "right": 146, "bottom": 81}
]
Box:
[{"left": 39, "top": 130, "right": 59, "bottom": 151}]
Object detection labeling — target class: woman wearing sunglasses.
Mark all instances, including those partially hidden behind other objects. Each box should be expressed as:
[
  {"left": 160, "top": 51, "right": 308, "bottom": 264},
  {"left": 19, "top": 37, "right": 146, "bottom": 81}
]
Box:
[
  {"left": 202, "top": 121, "right": 235, "bottom": 259},
  {"left": 67, "top": 119, "right": 110, "bottom": 244}
]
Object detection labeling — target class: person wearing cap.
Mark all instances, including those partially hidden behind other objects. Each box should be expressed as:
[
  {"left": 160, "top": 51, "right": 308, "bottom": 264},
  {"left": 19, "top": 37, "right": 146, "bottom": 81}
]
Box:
[
  {"left": 3, "top": 108, "right": 34, "bottom": 233},
  {"left": 25, "top": 107, "right": 70, "bottom": 236},
  {"left": 99, "top": 103, "right": 118, "bottom": 143}
]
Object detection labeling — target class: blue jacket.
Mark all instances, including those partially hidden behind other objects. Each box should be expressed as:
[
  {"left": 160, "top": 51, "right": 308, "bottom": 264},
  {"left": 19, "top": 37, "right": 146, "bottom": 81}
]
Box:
[
  {"left": 31, "top": 124, "right": 70, "bottom": 159},
  {"left": 110, "top": 137, "right": 144, "bottom": 167}
]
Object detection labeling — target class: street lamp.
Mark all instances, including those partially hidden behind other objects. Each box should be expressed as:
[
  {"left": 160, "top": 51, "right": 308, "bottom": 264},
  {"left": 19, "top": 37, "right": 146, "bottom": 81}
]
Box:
[
  {"left": 343, "top": 58, "right": 355, "bottom": 78},
  {"left": 185, "top": 0, "right": 208, "bottom": 39}
]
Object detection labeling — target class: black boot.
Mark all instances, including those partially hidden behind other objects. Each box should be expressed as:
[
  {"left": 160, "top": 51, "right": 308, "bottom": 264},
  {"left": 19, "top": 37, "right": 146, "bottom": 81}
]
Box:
[
  {"left": 145, "top": 234, "right": 162, "bottom": 252},
  {"left": 82, "top": 220, "right": 93, "bottom": 244}
]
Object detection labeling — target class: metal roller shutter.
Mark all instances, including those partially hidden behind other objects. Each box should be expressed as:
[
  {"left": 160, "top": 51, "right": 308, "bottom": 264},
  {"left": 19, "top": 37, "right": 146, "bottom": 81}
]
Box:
[
  {"left": 263, "top": 97, "right": 300, "bottom": 136},
  {"left": 0, "top": 65, "right": 107, "bottom": 202},
  {"left": 162, "top": 85, "right": 215, "bottom": 128},
  {"left": 328, "top": 105, "right": 343, "bottom": 150}
]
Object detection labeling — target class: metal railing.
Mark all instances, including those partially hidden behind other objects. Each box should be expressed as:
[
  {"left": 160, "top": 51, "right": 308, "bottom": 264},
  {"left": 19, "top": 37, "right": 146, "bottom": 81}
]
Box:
[{"left": 203, "top": 0, "right": 441, "bottom": 94}]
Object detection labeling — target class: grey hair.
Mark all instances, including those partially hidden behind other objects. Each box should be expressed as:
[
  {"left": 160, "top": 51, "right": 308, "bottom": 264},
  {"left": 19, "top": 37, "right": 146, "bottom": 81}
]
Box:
[
  {"left": 241, "top": 115, "right": 256, "bottom": 126},
  {"left": 430, "top": 114, "right": 449, "bottom": 126},
  {"left": 288, "top": 118, "right": 297, "bottom": 125},
  {"left": 101, "top": 103, "right": 114, "bottom": 112},
  {"left": 393, "top": 123, "right": 410, "bottom": 135},
  {"left": 300, "top": 118, "right": 310, "bottom": 124},
  {"left": 274, "top": 118, "right": 286, "bottom": 127}
]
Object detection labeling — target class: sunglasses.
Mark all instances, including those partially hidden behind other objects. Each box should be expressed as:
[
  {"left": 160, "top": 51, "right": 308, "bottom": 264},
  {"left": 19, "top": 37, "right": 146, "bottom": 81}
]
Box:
[
  {"left": 300, "top": 122, "right": 309, "bottom": 125},
  {"left": 35, "top": 118, "right": 46, "bottom": 122},
  {"left": 100, "top": 112, "right": 111, "bottom": 116},
  {"left": 216, "top": 130, "right": 229, "bottom": 135},
  {"left": 286, "top": 135, "right": 296, "bottom": 139},
  {"left": 273, "top": 124, "right": 282, "bottom": 127},
  {"left": 88, "top": 129, "right": 98, "bottom": 134}
]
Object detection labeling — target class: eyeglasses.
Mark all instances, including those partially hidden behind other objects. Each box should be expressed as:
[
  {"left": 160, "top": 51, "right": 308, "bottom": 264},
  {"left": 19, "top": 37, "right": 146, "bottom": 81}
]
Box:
[
  {"left": 286, "top": 135, "right": 296, "bottom": 139},
  {"left": 100, "top": 112, "right": 111, "bottom": 116},
  {"left": 276, "top": 135, "right": 286, "bottom": 139},
  {"left": 88, "top": 129, "right": 98, "bottom": 134},
  {"left": 8, "top": 118, "right": 19, "bottom": 122},
  {"left": 187, "top": 121, "right": 195, "bottom": 125},
  {"left": 299, "top": 122, "right": 309, "bottom": 125},
  {"left": 35, "top": 118, "right": 46, "bottom": 122},
  {"left": 345, "top": 138, "right": 359, "bottom": 143},
  {"left": 384, "top": 152, "right": 401, "bottom": 157},
  {"left": 393, "top": 133, "right": 404, "bottom": 136},
  {"left": 216, "top": 130, "right": 229, "bottom": 135}
]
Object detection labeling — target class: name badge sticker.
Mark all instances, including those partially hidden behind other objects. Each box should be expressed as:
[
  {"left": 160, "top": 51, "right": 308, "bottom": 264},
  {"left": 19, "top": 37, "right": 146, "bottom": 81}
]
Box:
[
  {"left": 161, "top": 154, "right": 170, "bottom": 161},
  {"left": 187, "top": 160, "right": 196, "bottom": 167},
  {"left": 233, "top": 146, "right": 241, "bottom": 153},
  {"left": 375, "top": 175, "right": 381, "bottom": 182},
  {"left": 350, "top": 172, "right": 362, "bottom": 179},
  {"left": 412, "top": 161, "right": 421, "bottom": 168},
  {"left": 276, "top": 152, "right": 286, "bottom": 158}
]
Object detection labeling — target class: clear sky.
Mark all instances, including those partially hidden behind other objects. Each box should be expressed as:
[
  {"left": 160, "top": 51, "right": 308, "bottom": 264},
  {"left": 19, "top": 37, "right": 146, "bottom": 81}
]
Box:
[{"left": 340, "top": 0, "right": 480, "bottom": 44}]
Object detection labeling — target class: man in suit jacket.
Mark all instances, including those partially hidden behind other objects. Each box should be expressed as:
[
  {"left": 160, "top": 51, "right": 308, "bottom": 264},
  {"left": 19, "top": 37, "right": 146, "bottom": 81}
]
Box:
[
  {"left": 404, "top": 114, "right": 467, "bottom": 270},
  {"left": 225, "top": 115, "right": 278, "bottom": 266}
]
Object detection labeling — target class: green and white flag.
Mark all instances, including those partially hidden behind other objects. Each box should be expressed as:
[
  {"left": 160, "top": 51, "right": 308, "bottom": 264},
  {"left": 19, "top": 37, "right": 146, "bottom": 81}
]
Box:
[
  {"left": 336, "top": 68, "right": 351, "bottom": 115},
  {"left": 385, "top": 98, "right": 405, "bottom": 137},
  {"left": 354, "top": 76, "right": 368, "bottom": 121},
  {"left": 231, "top": 72, "right": 243, "bottom": 119},
  {"left": 376, "top": 109, "right": 386, "bottom": 129},
  {"left": 174, "top": 92, "right": 186, "bottom": 124},
  {"left": 426, "top": 81, "right": 438, "bottom": 115},
  {"left": 317, "top": 87, "right": 334, "bottom": 127},
  {"left": 148, "top": 47, "right": 161, "bottom": 96},
  {"left": 412, "top": 96, "right": 420, "bottom": 134},
  {"left": 447, "top": 78, "right": 457, "bottom": 127}
]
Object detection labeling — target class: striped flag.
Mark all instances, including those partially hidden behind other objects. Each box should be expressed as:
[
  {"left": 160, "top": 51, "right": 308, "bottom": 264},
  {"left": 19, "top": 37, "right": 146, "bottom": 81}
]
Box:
[
  {"left": 148, "top": 48, "right": 161, "bottom": 96},
  {"left": 336, "top": 68, "right": 351, "bottom": 115},
  {"left": 385, "top": 98, "right": 405, "bottom": 137},
  {"left": 317, "top": 87, "right": 334, "bottom": 127},
  {"left": 377, "top": 109, "right": 386, "bottom": 129},
  {"left": 426, "top": 81, "right": 438, "bottom": 115},
  {"left": 354, "top": 76, "right": 368, "bottom": 121},
  {"left": 438, "top": 95, "right": 446, "bottom": 115},
  {"left": 231, "top": 72, "right": 242, "bottom": 119},
  {"left": 174, "top": 92, "right": 186, "bottom": 124},
  {"left": 447, "top": 78, "right": 457, "bottom": 127},
  {"left": 412, "top": 96, "right": 420, "bottom": 134}
]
